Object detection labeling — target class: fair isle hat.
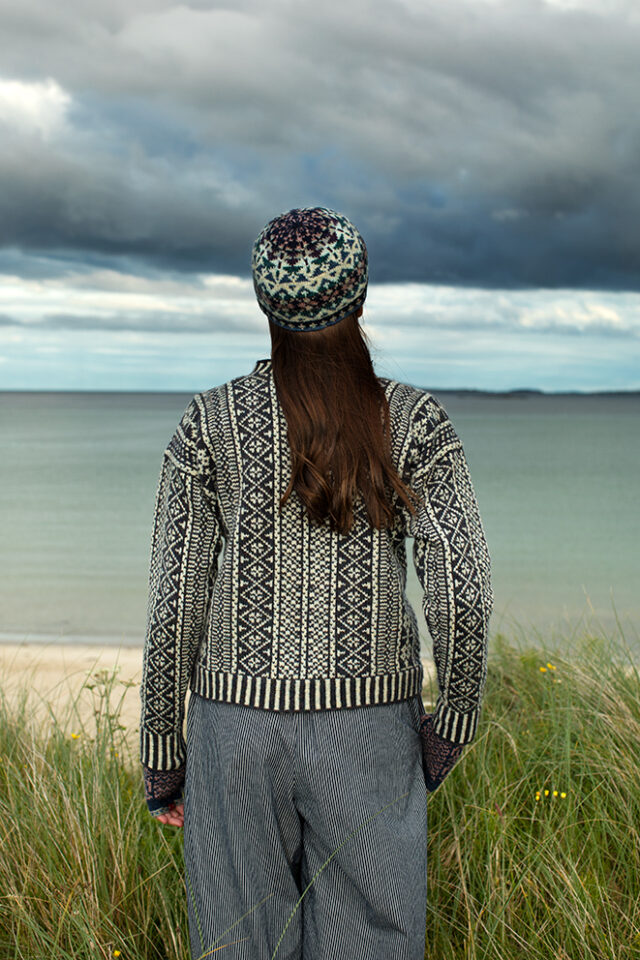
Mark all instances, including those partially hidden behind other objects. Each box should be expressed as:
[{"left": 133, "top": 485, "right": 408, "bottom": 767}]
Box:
[{"left": 251, "top": 207, "right": 368, "bottom": 332}]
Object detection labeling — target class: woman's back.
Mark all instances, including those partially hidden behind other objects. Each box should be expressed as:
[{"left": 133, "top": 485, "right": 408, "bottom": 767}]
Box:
[
  {"left": 139, "top": 205, "right": 494, "bottom": 960},
  {"left": 141, "top": 349, "right": 491, "bottom": 762}
]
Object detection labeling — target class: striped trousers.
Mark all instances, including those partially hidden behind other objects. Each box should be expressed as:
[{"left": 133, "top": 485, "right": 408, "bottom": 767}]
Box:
[{"left": 184, "top": 690, "right": 429, "bottom": 960}]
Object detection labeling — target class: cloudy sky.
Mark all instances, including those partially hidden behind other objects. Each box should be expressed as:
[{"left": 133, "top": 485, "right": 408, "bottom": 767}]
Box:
[{"left": 1, "top": 0, "right": 639, "bottom": 392}]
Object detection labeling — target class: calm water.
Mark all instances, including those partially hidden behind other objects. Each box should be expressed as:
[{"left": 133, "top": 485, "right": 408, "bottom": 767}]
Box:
[{"left": 1, "top": 387, "right": 638, "bottom": 654}]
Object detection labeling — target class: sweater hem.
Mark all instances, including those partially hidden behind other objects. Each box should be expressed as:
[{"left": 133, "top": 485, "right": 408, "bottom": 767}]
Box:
[{"left": 190, "top": 663, "right": 425, "bottom": 712}]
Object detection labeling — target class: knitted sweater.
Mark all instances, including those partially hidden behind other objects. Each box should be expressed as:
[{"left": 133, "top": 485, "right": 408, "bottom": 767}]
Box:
[{"left": 140, "top": 357, "right": 493, "bottom": 813}]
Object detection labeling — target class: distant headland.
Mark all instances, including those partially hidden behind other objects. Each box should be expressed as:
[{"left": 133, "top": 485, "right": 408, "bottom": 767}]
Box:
[{"left": 426, "top": 387, "right": 640, "bottom": 397}]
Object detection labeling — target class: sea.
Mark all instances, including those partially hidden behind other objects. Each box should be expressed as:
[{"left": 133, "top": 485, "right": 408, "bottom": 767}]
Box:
[{"left": 1, "top": 388, "right": 638, "bottom": 658}]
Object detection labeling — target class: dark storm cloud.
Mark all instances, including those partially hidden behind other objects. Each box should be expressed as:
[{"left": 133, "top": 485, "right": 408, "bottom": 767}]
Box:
[{"left": 0, "top": 0, "right": 639, "bottom": 289}]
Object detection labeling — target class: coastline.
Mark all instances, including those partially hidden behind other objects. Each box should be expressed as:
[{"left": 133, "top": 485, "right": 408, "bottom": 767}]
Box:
[{"left": 0, "top": 643, "right": 438, "bottom": 749}]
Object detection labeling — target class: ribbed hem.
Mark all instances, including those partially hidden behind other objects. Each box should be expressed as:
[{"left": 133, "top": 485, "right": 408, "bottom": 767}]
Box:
[
  {"left": 432, "top": 700, "right": 481, "bottom": 744},
  {"left": 190, "top": 663, "right": 424, "bottom": 713}
]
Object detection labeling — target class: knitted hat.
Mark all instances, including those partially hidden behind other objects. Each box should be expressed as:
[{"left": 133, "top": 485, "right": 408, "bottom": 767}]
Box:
[{"left": 251, "top": 207, "right": 368, "bottom": 332}]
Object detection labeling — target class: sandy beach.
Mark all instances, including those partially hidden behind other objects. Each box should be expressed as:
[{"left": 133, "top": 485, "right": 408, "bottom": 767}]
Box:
[
  {"left": 0, "top": 642, "right": 145, "bottom": 751},
  {"left": 0, "top": 643, "right": 437, "bottom": 752}
]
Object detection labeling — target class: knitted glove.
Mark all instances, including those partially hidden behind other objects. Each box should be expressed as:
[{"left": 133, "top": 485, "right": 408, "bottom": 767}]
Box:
[
  {"left": 142, "top": 764, "right": 186, "bottom": 818},
  {"left": 419, "top": 714, "right": 466, "bottom": 792}
]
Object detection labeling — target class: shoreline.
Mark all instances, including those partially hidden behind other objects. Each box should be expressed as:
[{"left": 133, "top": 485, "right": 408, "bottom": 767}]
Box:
[
  {"left": 0, "top": 632, "right": 145, "bottom": 647},
  {"left": 0, "top": 643, "right": 438, "bottom": 749}
]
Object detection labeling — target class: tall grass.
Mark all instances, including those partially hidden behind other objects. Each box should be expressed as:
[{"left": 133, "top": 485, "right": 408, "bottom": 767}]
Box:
[{"left": 1, "top": 612, "right": 640, "bottom": 959}]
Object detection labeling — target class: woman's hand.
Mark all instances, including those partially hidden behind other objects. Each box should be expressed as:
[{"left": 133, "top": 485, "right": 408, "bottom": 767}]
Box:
[{"left": 153, "top": 802, "right": 185, "bottom": 828}]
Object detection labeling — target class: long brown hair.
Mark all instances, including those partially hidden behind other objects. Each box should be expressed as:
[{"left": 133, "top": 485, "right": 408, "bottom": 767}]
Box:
[{"left": 269, "top": 310, "right": 421, "bottom": 535}]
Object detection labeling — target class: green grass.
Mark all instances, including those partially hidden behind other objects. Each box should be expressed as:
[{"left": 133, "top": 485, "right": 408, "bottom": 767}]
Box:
[{"left": 1, "top": 612, "right": 640, "bottom": 959}]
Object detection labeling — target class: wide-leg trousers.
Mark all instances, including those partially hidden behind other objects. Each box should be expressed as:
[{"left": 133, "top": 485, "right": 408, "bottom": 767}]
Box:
[{"left": 183, "top": 690, "right": 429, "bottom": 960}]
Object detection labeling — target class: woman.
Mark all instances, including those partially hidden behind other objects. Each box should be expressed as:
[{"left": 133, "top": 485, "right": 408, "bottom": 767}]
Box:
[{"left": 140, "top": 207, "right": 493, "bottom": 960}]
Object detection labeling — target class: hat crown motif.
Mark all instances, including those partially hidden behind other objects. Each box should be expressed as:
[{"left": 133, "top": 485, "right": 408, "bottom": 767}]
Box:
[{"left": 251, "top": 207, "right": 368, "bottom": 332}]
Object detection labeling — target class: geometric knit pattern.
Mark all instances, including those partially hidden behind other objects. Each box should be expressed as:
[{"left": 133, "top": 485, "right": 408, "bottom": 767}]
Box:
[
  {"left": 409, "top": 434, "right": 493, "bottom": 742},
  {"left": 251, "top": 207, "right": 368, "bottom": 331},
  {"left": 140, "top": 357, "right": 494, "bottom": 775}
]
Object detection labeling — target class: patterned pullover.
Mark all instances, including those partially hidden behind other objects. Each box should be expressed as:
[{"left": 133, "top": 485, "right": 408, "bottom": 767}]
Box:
[{"left": 140, "top": 357, "right": 494, "bottom": 814}]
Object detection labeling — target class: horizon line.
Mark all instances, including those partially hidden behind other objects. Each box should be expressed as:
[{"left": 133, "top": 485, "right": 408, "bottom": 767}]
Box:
[{"left": 1, "top": 387, "right": 639, "bottom": 396}]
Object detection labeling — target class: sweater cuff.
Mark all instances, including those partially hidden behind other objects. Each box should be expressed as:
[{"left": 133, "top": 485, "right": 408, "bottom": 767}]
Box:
[
  {"left": 431, "top": 700, "right": 482, "bottom": 744},
  {"left": 140, "top": 727, "right": 186, "bottom": 770}
]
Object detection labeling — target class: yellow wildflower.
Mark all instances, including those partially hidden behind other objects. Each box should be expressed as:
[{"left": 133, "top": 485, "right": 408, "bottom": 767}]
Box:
[
  {"left": 560, "top": 792, "right": 567, "bottom": 798},
  {"left": 71, "top": 733, "right": 80, "bottom": 740},
  {"left": 553, "top": 790, "right": 558, "bottom": 797},
  {"left": 544, "top": 789, "right": 549, "bottom": 796},
  {"left": 546, "top": 662, "right": 556, "bottom": 670},
  {"left": 539, "top": 666, "right": 547, "bottom": 672},
  {"left": 113, "top": 952, "right": 121, "bottom": 958}
]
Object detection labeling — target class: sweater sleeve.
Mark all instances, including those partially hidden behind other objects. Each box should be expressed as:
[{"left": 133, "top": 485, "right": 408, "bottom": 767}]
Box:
[
  {"left": 139, "top": 394, "right": 222, "bottom": 809},
  {"left": 404, "top": 395, "right": 493, "bottom": 745}
]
